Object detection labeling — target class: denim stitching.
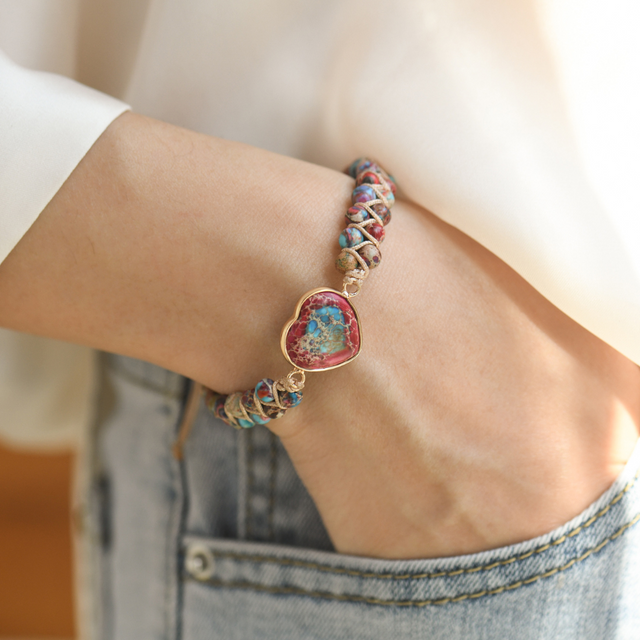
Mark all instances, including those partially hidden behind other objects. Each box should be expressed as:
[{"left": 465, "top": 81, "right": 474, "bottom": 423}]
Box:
[
  {"left": 164, "top": 390, "right": 187, "bottom": 640},
  {"left": 199, "top": 469, "right": 640, "bottom": 581},
  {"left": 188, "top": 512, "right": 640, "bottom": 606}
]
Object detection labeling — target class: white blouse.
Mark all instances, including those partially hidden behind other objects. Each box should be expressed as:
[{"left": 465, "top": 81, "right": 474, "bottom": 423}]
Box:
[{"left": 1, "top": 0, "right": 639, "bottom": 447}]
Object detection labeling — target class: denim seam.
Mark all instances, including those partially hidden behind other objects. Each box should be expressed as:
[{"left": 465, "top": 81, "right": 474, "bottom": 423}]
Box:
[
  {"left": 196, "top": 468, "right": 640, "bottom": 581},
  {"left": 170, "top": 379, "right": 191, "bottom": 640},
  {"left": 164, "top": 388, "right": 188, "bottom": 640},
  {"left": 188, "top": 511, "right": 640, "bottom": 606}
]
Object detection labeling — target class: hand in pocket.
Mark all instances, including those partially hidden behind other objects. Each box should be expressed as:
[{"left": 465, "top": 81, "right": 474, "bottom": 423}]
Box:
[{"left": 268, "top": 201, "right": 640, "bottom": 559}]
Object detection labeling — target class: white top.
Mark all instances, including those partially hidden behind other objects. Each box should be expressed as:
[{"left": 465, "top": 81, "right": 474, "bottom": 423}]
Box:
[{"left": 1, "top": 0, "right": 639, "bottom": 448}]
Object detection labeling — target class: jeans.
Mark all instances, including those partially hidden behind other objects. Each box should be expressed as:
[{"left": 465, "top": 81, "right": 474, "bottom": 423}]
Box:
[{"left": 81, "top": 354, "right": 640, "bottom": 639}]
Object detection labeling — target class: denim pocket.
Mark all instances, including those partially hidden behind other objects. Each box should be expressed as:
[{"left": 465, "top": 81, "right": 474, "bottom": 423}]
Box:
[
  {"left": 180, "top": 410, "right": 640, "bottom": 640},
  {"left": 95, "top": 357, "right": 640, "bottom": 640}
]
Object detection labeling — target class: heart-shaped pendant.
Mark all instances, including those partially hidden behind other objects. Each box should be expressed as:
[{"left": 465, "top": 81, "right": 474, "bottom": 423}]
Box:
[{"left": 280, "top": 288, "right": 362, "bottom": 371}]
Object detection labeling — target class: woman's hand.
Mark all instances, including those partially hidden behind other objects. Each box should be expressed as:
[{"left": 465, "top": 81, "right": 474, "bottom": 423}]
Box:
[
  {"left": 271, "top": 199, "right": 640, "bottom": 558},
  {"left": 1, "top": 111, "right": 638, "bottom": 559}
]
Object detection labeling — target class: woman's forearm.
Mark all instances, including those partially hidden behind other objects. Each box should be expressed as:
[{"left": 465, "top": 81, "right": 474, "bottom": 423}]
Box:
[{"left": 0, "top": 112, "right": 353, "bottom": 391}]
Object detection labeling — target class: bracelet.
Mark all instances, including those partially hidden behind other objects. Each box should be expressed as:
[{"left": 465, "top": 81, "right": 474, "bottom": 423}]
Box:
[{"left": 204, "top": 158, "right": 397, "bottom": 429}]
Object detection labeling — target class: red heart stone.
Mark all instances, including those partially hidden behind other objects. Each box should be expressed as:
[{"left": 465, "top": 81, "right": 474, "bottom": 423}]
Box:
[{"left": 281, "top": 289, "right": 361, "bottom": 371}]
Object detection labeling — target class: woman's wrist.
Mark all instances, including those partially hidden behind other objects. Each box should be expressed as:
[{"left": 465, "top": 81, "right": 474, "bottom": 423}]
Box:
[{"left": 0, "top": 111, "right": 353, "bottom": 391}]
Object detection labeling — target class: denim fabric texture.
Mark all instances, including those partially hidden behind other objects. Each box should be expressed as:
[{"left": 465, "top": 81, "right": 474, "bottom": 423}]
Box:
[{"left": 85, "top": 354, "right": 640, "bottom": 639}]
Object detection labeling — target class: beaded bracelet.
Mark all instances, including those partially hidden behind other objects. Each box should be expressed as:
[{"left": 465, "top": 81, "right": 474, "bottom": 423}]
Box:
[{"left": 204, "top": 158, "right": 397, "bottom": 429}]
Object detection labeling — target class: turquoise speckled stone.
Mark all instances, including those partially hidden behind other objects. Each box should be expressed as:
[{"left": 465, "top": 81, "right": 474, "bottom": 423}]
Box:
[
  {"left": 339, "top": 227, "right": 364, "bottom": 248},
  {"left": 352, "top": 184, "right": 378, "bottom": 204},
  {"left": 282, "top": 391, "right": 303, "bottom": 408},
  {"left": 379, "top": 184, "right": 395, "bottom": 207},
  {"left": 242, "top": 389, "right": 270, "bottom": 425},
  {"left": 370, "top": 202, "right": 391, "bottom": 226},
  {"left": 347, "top": 157, "right": 374, "bottom": 178},
  {"left": 227, "top": 394, "right": 255, "bottom": 428},
  {"left": 345, "top": 204, "right": 370, "bottom": 224},
  {"left": 255, "top": 378, "right": 290, "bottom": 418},
  {"left": 255, "top": 378, "right": 275, "bottom": 403},
  {"left": 283, "top": 290, "right": 361, "bottom": 371}
]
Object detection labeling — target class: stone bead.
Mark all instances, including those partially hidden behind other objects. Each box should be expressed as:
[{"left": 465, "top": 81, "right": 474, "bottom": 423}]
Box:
[
  {"left": 386, "top": 174, "right": 397, "bottom": 195},
  {"left": 368, "top": 167, "right": 397, "bottom": 197},
  {"left": 358, "top": 160, "right": 381, "bottom": 176},
  {"left": 357, "top": 170, "right": 383, "bottom": 187},
  {"left": 347, "top": 157, "right": 367, "bottom": 178},
  {"left": 335, "top": 249, "right": 359, "bottom": 273},
  {"left": 282, "top": 391, "right": 303, "bottom": 408},
  {"left": 379, "top": 184, "right": 395, "bottom": 207},
  {"left": 367, "top": 223, "right": 385, "bottom": 243},
  {"left": 345, "top": 204, "right": 370, "bottom": 224},
  {"left": 358, "top": 244, "right": 382, "bottom": 269},
  {"left": 242, "top": 389, "right": 270, "bottom": 424},
  {"left": 356, "top": 158, "right": 376, "bottom": 175},
  {"left": 352, "top": 184, "right": 378, "bottom": 204},
  {"left": 242, "top": 388, "right": 258, "bottom": 411},
  {"left": 347, "top": 158, "right": 375, "bottom": 178},
  {"left": 370, "top": 202, "right": 391, "bottom": 226},
  {"left": 212, "top": 396, "right": 229, "bottom": 423},
  {"left": 226, "top": 393, "right": 254, "bottom": 428},
  {"left": 255, "top": 378, "right": 275, "bottom": 403},
  {"left": 357, "top": 163, "right": 396, "bottom": 197},
  {"left": 339, "top": 227, "right": 364, "bottom": 248},
  {"left": 255, "top": 377, "right": 301, "bottom": 415},
  {"left": 265, "top": 405, "right": 286, "bottom": 419}
]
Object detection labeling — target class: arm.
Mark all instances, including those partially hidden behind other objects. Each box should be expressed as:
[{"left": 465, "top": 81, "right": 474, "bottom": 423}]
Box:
[{"left": 1, "top": 111, "right": 638, "bottom": 558}]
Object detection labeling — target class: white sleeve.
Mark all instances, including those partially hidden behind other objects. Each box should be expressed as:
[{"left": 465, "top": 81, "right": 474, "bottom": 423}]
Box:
[
  {"left": 0, "top": 50, "right": 129, "bottom": 450},
  {"left": 0, "top": 49, "right": 129, "bottom": 263}
]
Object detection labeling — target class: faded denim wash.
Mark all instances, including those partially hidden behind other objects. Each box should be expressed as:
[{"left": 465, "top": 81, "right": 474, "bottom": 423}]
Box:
[{"left": 81, "top": 354, "right": 640, "bottom": 639}]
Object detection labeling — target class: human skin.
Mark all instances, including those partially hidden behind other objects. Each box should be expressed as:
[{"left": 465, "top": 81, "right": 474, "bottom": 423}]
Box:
[{"left": 0, "top": 111, "right": 638, "bottom": 559}]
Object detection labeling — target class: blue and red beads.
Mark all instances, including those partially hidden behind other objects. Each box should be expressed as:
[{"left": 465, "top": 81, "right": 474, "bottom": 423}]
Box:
[
  {"left": 370, "top": 202, "right": 391, "bottom": 226},
  {"left": 346, "top": 204, "right": 370, "bottom": 224},
  {"left": 352, "top": 184, "right": 378, "bottom": 205},
  {"left": 337, "top": 157, "right": 396, "bottom": 276},
  {"left": 347, "top": 158, "right": 376, "bottom": 178},
  {"left": 358, "top": 170, "right": 383, "bottom": 186},
  {"left": 206, "top": 376, "right": 304, "bottom": 429},
  {"left": 339, "top": 227, "right": 364, "bottom": 248},
  {"left": 255, "top": 378, "right": 275, "bottom": 403}
]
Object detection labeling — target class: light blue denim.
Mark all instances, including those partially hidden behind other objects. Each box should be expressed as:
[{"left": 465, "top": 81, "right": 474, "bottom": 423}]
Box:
[{"left": 84, "top": 354, "right": 640, "bottom": 639}]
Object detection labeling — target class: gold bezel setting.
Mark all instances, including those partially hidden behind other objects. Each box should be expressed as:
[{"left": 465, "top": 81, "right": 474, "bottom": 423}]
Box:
[{"left": 280, "top": 287, "right": 362, "bottom": 373}]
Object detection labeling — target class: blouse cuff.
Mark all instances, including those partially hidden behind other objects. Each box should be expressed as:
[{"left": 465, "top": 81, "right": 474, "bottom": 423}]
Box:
[{"left": 0, "top": 51, "right": 130, "bottom": 263}]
